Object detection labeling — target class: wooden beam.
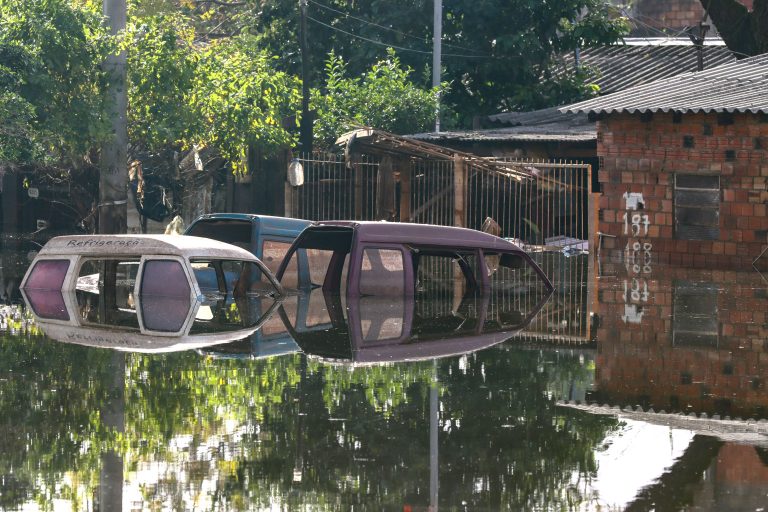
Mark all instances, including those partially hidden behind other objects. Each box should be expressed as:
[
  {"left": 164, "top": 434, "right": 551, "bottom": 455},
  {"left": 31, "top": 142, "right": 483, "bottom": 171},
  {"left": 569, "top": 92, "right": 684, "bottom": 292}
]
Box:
[{"left": 453, "top": 156, "right": 466, "bottom": 228}]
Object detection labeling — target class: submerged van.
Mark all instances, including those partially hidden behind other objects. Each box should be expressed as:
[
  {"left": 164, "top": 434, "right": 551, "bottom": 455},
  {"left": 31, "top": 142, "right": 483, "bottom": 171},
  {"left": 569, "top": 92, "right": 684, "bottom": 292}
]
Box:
[
  {"left": 184, "top": 214, "right": 311, "bottom": 279},
  {"left": 275, "top": 221, "right": 553, "bottom": 297},
  {"left": 20, "top": 234, "right": 283, "bottom": 344},
  {"left": 184, "top": 214, "right": 312, "bottom": 358}
]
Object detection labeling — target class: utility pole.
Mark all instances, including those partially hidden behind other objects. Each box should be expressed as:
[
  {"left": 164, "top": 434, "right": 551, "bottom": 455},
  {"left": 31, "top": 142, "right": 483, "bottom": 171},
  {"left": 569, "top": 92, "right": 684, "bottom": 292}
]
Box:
[
  {"left": 99, "top": 0, "right": 128, "bottom": 234},
  {"left": 432, "top": 0, "right": 442, "bottom": 133},
  {"left": 688, "top": 21, "right": 709, "bottom": 72},
  {"left": 299, "top": 0, "right": 313, "bottom": 152}
]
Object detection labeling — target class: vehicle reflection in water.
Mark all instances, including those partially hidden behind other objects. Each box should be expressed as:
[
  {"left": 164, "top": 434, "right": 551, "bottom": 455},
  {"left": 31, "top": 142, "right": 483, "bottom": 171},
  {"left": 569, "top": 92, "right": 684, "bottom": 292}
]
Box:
[
  {"left": 279, "top": 286, "right": 552, "bottom": 365},
  {"left": 21, "top": 284, "right": 282, "bottom": 353}
]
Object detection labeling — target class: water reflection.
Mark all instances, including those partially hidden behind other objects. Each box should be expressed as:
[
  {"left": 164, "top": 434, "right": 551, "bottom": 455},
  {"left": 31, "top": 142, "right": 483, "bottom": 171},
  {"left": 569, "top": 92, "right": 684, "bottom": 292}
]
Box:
[
  {"left": 558, "top": 260, "right": 768, "bottom": 510},
  {"left": 280, "top": 287, "right": 551, "bottom": 364},
  {"left": 5, "top": 252, "right": 768, "bottom": 510},
  {"left": 22, "top": 286, "right": 281, "bottom": 353}
]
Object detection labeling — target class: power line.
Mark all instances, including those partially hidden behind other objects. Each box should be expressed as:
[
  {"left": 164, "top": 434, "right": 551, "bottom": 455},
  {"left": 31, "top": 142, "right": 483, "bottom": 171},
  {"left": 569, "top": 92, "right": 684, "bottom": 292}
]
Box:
[
  {"left": 308, "top": 0, "right": 486, "bottom": 56},
  {"left": 620, "top": 9, "right": 754, "bottom": 59},
  {"left": 307, "top": 15, "right": 494, "bottom": 59},
  {"left": 621, "top": 9, "right": 691, "bottom": 39}
]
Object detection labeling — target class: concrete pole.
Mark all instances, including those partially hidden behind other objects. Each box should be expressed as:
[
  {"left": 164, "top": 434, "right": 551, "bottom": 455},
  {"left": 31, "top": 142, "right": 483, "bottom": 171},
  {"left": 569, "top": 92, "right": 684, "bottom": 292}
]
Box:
[
  {"left": 99, "top": 0, "right": 128, "bottom": 234},
  {"left": 299, "top": 0, "right": 312, "bottom": 152},
  {"left": 433, "top": 0, "right": 442, "bottom": 133}
]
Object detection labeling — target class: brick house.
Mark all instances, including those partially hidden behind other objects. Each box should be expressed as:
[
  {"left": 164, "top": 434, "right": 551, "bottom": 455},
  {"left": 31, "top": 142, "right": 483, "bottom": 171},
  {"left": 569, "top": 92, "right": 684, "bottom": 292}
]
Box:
[{"left": 563, "top": 54, "right": 768, "bottom": 269}]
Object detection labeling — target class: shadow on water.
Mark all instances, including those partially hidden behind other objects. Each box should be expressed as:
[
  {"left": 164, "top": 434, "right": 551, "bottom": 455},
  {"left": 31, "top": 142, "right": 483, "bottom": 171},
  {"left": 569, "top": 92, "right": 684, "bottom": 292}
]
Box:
[{"left": 2, "top": 250, "right": 768, "bottom": 510}]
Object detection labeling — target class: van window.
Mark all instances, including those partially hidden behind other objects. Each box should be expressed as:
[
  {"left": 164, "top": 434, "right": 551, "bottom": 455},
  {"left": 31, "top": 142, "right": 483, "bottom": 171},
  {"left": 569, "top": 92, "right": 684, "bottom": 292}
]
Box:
[
  {"left": 280, "top": 227, "right": 353, "bottom": 291},
  {"left": 360, "top": 248, "right": 405, "bottom": 296},
  {"left": 190, "top": 261, "right": 222, "bottom": 294},
  {"left": 223, "top": 260, "right": 277, "bottom": 296},
  {"left": 414, "top": 250, "right": 480, "bottom": 301},
  {"left": 191, "top": 259, "right": 277, "bottom": 297},
  {"left": 25, "top": 259, "right": 70, "bottom": 290},
  {"left": 140, "top": 259, "right": 191, "bottom": 332},
  {"left": 77, "top": 259, "right": 141, "bottom": 328}
]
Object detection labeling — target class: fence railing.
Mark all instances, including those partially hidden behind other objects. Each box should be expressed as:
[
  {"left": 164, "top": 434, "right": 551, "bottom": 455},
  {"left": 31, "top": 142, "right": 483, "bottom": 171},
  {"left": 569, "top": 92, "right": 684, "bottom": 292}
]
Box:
[{"left": 287, "top": 152, "right": 591, "bottom": 249}]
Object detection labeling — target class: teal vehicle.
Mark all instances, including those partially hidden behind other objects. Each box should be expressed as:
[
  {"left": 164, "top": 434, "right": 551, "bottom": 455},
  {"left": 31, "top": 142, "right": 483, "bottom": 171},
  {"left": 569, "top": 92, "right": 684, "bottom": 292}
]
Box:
[
  {"left": 185, "top": 214, "right": 312, "bottom": 359},
  {"left": 185, "top": 214, "right": 311, "bottom": 278}
]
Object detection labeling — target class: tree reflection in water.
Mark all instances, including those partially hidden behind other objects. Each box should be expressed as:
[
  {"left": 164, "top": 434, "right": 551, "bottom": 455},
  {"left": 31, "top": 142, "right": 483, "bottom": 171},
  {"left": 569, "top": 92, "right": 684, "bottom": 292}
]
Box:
[{"left": 0, "top": 308, "right": 610, "bottom": 511}]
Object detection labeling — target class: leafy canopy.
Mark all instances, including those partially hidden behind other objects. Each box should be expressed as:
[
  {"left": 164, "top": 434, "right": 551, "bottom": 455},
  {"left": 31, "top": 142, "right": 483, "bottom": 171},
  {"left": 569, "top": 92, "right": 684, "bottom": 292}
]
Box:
[
  {"left": 0, "top": 0, "right": 112, "bottom": 165},
  {"left": 189, "top": 36, "right": 302, "bottom": 171},
  {"left": 311, "top": 49, "right": 441, "bottom": 147},
  {"left": 184, "top": 0, "right": 629, "bottom": 125}
]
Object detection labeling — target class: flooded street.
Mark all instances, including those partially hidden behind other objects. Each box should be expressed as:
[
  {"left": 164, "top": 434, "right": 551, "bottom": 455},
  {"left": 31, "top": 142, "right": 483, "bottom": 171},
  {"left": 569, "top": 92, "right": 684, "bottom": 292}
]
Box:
[{"left": 2, "top": 253, "right": 768, "bottom": 511}]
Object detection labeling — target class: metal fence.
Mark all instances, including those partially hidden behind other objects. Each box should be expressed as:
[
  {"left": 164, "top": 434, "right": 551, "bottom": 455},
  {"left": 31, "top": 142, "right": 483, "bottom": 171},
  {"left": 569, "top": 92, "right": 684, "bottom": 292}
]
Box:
[
  {"left": 287, "top": 152, "right": 591, "bottom": 250},
  {"left": 286, "top": 152, "right": 379, "bottom": 221},
  {"left": 467, "top": 159, "right": 591, "bottom": 250}
]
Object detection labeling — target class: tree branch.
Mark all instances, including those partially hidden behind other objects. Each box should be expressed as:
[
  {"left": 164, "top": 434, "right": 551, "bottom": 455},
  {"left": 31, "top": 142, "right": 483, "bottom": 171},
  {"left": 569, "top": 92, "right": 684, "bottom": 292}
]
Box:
[{"left": 195, "top": 0, "right": 246, "bottom": 7}]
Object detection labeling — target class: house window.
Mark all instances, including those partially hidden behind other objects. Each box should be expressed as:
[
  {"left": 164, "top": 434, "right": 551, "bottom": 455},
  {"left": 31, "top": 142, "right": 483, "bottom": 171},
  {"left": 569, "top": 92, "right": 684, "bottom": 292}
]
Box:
[{"left": 674, "top": 174, "right": 719, "bottom": 240}]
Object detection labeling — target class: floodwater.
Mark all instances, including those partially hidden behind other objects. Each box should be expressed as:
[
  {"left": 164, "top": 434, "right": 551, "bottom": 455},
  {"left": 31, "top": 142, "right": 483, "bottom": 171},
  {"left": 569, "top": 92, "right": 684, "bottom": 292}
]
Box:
[{"left": 2, "top": 252, "right": 768, "bottom": 511}]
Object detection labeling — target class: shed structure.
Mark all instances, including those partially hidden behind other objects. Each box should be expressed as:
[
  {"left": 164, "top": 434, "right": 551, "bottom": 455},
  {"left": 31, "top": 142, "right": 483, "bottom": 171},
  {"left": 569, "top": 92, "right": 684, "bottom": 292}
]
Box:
[{"left": 563, "top": 53, "right": 768, "bottom": 269}]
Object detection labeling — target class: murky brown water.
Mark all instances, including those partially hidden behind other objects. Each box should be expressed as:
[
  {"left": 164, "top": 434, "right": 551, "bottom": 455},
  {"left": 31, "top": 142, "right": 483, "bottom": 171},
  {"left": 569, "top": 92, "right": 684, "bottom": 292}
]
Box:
[{"left": 1, "top": 252, "right": 767, "bottom": 511}]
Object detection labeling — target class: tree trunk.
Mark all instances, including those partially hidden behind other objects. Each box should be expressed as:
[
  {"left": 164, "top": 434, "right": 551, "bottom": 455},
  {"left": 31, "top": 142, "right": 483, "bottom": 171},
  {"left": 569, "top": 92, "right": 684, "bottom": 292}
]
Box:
[
  {"left": 700, "top": 0, "right": 768, "bottom": 57},
  {"left": 99, "top": 0, "right": 128, "bottom": 234}
]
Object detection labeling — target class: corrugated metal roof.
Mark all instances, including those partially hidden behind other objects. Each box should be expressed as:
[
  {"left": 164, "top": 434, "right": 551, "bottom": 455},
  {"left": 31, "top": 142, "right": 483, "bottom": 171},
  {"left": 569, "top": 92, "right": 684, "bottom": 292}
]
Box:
[
  {"left": 562, "top": 53, "right": 768, "bottom": 114},
  {"left": 409, "top": 109, "right": 594, "bottom": 143},
  {"left": 566, "top": 40, "right": 735, "bottom": 95}
]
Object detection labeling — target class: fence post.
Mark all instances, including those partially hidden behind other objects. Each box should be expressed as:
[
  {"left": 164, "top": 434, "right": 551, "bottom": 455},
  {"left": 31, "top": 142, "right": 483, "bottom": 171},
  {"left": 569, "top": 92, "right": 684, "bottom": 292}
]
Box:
[
  {"left": 398, "top": 158, "right": 411, "bottom": 223},
  {"left": 376, "top": 155, "right": 396, "bottom": 221},
  {"left": 354, "top": 156, "right": 363, "bottom": 220},
  {"left": 453, "top": 156, "right": 466, "bottom": 228}
]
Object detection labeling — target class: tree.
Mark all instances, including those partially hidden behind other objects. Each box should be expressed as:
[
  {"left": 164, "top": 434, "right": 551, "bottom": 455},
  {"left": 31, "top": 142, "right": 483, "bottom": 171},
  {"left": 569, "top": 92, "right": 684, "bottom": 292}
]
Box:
[
  {"left": 0, "top": 0, "right": 112, "bottom": 167},
  {"left": 196, "top": 0, "right": 628, "bottom": 126},
  {"left": 126, "top": 13, "right": 198, "bottom": 152},
  {"left": 699, "top": 0, "right": 768, "bottom": 57},
  {"left": 188, "top": 35, "right": 302, "bottom": 173},
  {"left": 311, "top": 50, "right": 442, "bottom": 147}
]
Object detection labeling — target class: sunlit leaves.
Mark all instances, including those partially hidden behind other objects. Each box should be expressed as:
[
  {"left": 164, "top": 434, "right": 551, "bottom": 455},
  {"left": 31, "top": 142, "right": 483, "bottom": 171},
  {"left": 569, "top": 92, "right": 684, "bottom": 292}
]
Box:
[
  {"left": 126, "top": 14, "right": 198, "bottom": 151},
  {"left": 0, "top": 0, "right": 112, "bottom": 165},
  {"left": 189, "top": 36, "right": 301, "bottom": 172},
  {"left": 311, "top": 49, "right": 441, "bottom": 147}
]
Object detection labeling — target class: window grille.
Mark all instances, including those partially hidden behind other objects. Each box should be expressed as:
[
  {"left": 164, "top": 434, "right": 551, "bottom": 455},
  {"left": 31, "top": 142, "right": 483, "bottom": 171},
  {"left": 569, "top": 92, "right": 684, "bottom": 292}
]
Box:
[{"left": 674, "top": 174, "right": 719, "bottom": 240}]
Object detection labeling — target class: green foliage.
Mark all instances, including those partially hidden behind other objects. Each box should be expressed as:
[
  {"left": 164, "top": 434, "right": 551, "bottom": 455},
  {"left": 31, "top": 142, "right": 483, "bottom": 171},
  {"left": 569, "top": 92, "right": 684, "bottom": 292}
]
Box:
[
  {"left": 126, "top": 14, "right": 198, "bottom": 151},
  {"left": 312, "top": 49, "right": 441, "bottom": 146},
  {"left": 0, "top": 90, "right": 36, "bottom": 162},
  {"left": 0, "top": 0, "right": 112, "bottom": 165},
  {"left": 242, "top": 0, "right": 628, "bottom": 125},
  {"left": 189, "top": 36, "right": 301, "bottom": 172}
]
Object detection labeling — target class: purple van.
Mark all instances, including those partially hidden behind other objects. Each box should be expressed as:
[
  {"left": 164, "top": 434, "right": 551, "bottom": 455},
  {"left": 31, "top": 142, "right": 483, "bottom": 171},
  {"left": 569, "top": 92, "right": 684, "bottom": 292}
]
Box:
[{"left": 275, "top": 221, "right": 553, "bottom": 297}]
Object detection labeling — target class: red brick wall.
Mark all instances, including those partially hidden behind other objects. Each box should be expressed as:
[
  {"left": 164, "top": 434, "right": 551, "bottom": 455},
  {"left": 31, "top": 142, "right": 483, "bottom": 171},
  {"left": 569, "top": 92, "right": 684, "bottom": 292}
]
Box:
[
  {"left": 636, "top": 0, "right": 706, "bottom": 30},
  {"left": 597, "top": 112, "right": 768, "bottom": 269},
  {"left": 592, "top": 265, "right": 768, "bottom": 419},
  {"left": 716, "top": 445, "right": 768, "bottom": 484},
  {"left": 634, "top": 0, "right": 754, "bottom": 31}
]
